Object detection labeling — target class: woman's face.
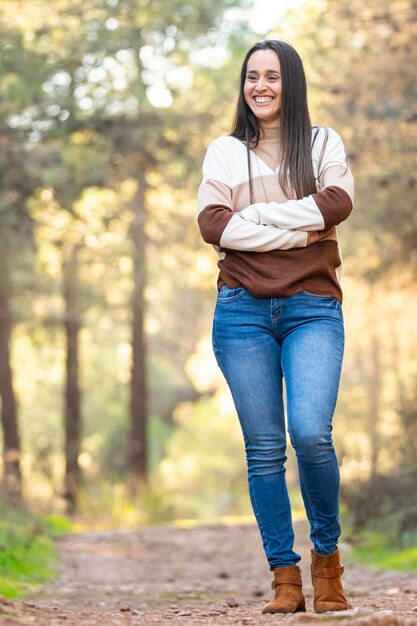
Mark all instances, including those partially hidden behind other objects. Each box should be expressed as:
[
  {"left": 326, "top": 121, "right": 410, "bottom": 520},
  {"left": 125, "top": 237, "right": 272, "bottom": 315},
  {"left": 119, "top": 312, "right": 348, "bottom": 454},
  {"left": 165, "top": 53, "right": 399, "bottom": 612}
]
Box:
[{"left": 243, "top": 48, "right": 282, "bottom": 127}]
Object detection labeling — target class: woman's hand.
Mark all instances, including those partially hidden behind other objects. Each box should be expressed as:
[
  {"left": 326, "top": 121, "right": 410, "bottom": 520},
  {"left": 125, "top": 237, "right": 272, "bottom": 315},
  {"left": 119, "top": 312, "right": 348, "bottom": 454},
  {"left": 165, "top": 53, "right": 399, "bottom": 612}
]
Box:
[{"left": 308, "top": 227, "right": 334, "bottom": 245}]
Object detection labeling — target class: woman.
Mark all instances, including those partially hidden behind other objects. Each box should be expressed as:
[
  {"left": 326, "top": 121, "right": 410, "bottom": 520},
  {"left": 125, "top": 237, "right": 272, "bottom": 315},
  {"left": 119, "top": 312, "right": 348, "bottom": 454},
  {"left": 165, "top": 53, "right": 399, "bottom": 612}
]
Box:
[{"left": 197, "top": 39, "right": 353, "bottom": 614}]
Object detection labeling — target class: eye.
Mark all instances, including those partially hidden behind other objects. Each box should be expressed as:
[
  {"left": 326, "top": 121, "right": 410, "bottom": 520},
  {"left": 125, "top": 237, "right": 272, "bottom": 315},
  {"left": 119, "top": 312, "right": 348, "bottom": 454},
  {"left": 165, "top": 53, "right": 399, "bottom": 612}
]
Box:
[{"left": 246, "top": 75, "right": 258, "bottom": 81}]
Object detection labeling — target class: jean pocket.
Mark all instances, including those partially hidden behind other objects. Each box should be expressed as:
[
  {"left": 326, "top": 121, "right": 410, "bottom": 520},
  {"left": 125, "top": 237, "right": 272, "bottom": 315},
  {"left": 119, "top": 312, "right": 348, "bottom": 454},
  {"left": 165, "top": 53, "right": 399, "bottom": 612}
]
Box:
[
  {"left": 217, "top": 285, "right": 246, "bottom": 302},
  {"left": 299, "top": 290, "right": 338, "bottom": 301}
]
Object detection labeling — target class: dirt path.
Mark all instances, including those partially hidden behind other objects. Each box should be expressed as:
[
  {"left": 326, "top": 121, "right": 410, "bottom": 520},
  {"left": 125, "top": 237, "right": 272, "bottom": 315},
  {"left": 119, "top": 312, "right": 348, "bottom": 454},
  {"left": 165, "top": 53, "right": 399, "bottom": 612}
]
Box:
[{"left": 1, "top": 520, "right": 417, "bottom": 625}]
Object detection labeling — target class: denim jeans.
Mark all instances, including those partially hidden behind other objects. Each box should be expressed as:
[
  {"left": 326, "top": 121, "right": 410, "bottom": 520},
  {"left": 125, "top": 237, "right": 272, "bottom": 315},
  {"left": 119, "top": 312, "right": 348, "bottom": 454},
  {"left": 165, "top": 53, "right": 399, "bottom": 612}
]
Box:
[{"left": 212, "top": 285, "right": 344, "bottom": 569}]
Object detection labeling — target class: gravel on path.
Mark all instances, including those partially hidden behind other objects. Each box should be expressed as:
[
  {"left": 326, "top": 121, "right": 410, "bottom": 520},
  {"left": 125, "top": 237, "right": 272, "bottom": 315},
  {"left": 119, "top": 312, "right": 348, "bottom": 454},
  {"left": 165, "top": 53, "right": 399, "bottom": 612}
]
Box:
[{"left": 1, "top": 520, "right": 416, "bottom": 625}]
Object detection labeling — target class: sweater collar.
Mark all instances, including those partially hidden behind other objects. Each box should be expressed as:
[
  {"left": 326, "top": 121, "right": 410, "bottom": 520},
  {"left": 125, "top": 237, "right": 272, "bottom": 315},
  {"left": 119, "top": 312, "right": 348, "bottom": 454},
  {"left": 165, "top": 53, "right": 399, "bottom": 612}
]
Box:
[{"left": 259, "top": 125, "right": 281, "bottom": 141}]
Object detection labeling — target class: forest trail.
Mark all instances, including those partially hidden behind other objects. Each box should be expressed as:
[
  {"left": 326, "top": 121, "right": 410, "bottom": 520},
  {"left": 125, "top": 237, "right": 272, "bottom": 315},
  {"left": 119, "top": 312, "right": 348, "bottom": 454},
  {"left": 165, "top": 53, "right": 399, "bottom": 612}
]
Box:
[{"left": 1, "top": 520, "right": 417, "bottom": 625}]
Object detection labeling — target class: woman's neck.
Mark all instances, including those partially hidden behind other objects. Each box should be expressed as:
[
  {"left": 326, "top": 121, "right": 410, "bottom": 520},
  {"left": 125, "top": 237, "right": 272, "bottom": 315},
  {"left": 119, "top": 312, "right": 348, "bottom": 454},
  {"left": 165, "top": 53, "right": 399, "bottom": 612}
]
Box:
[{"left": 260, "top": 125, "right": 281, "bottom": 140}]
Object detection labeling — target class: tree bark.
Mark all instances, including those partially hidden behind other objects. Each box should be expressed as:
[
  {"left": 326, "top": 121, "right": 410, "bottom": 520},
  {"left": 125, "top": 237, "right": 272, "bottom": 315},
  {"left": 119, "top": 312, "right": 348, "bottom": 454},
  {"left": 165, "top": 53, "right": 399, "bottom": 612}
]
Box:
[
  {"left": 368, "top": 330, "right": 382, "bottom": 476},
  {"left": 129, "top": 172, "right": 148, "bottom": 492},
  {"left": 62, "top": 247, "right": 82, "bottom": 513},
  {"left": 0, "top": 291, "right": 22, "bottom": 502}
]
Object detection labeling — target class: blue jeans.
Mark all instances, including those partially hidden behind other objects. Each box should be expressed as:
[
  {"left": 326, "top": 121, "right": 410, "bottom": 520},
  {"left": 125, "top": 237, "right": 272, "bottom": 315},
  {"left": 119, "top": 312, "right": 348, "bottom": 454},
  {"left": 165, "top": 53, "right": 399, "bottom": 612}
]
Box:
[{"left": 212, "top": 286, "right": 344, "bottom": 569}]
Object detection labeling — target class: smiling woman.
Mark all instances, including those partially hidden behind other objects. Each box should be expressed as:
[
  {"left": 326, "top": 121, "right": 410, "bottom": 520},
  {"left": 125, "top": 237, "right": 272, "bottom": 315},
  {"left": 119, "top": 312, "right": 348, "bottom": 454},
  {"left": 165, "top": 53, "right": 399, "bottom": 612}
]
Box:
[
  {"left": 197, "top": 38, "right": 354, "bottom": 615},
  {"left": 244, "top": 49, "right": 282, "bottom": 127}
]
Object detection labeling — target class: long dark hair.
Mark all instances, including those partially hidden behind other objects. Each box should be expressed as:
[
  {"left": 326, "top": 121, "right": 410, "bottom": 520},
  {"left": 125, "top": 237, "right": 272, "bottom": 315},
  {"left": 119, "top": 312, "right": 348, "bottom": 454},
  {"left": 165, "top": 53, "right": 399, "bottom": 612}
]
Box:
[{"left": 231, "top": 39, "right": 322, "bottom": 202}]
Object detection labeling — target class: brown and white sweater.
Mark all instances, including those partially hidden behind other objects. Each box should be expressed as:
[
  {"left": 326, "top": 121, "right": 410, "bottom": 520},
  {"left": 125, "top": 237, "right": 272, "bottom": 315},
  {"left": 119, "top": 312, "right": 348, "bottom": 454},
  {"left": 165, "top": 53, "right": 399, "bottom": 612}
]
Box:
[{"left": 197, "top": 126, "right": 354, "bottom": 302}]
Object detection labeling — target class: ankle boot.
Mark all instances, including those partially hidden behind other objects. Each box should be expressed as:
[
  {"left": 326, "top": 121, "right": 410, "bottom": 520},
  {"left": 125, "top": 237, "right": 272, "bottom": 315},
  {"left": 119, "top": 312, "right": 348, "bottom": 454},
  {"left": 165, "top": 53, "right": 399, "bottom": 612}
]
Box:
[
  {"left": 311, "top": 548, "right": 352, "bottom": 612},
  {"left": 262, "top": 565, "right": 306, "bottom": 614}
]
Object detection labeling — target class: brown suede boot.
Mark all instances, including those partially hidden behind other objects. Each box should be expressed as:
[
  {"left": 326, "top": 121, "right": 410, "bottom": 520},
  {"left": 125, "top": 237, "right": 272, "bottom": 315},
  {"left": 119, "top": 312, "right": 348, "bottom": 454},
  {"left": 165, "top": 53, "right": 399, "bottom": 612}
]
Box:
[
  {"left": 262, "top": 565, "right": 306, "bottom": 614},
  {"left": 311, "top": 548, "right": 352, "bottom": 613}
]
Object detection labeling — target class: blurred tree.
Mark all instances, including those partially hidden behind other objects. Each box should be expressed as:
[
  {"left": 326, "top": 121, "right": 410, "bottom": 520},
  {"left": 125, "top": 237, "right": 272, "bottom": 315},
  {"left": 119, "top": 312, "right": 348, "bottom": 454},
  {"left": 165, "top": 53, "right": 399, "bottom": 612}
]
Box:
[
  {"left": 62, "top": 245, "right": 82, "bottom": 511},
  {"left": 1, "top": 0, "right": 253, "bottom": 503},
  {"left": 29, "top": 173, "right": 130, "bottom": 511},
  {"left": 280, "top": 0, "right": 417, "bottom": 276},
  {"left": 0, "top": 20, "right": 43, "bottom": 499},
  {"left": 36, "top": 131, "right": 115, "bottom": 511},
  {"left": 0, "top": 292, "right": 21, "bottom": 501}
]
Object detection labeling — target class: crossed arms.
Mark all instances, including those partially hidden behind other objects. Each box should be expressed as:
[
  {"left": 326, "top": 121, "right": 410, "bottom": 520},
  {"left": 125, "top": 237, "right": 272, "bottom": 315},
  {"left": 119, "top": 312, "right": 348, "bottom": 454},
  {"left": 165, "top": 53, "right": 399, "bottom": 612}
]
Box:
[{"left": 197, "top": 131, "right": 354, "bottom": 253}]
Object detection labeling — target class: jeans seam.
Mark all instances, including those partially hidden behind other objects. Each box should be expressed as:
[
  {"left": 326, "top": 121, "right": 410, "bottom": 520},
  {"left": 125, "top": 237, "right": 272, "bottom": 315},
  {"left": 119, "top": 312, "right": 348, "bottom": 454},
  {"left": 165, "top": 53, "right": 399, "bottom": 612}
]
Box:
[
  {"left": 248, "top": 476, "right": 272, "bottom": 566},
  {"left": 212, "top": 337, "right": 225, "bottom": 376},
  {"left": 299, "top": 469, "right": 325, "bottom": 553}
]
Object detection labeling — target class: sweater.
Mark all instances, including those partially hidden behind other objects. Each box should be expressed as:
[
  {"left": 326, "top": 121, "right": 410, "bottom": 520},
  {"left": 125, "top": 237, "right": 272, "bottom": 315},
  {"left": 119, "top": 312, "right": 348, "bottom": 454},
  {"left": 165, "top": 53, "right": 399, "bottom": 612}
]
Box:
[{"left": 197, "top": 126, "right": 354, "bottom": 302}]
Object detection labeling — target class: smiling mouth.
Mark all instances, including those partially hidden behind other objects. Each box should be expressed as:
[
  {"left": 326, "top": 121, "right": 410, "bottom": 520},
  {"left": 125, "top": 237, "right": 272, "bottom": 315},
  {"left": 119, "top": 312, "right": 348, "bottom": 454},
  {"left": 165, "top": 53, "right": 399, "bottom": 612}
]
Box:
[{"left": 254, "top": 96, "right": 273, "bottom": 104}]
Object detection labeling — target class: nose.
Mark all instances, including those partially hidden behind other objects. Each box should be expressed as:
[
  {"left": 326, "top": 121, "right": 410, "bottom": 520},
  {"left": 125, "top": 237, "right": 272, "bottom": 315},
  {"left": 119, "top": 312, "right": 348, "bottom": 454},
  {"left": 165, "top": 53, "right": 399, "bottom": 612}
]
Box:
[{"left": 255, "top": 77, "right": 267, "bottom": 92}]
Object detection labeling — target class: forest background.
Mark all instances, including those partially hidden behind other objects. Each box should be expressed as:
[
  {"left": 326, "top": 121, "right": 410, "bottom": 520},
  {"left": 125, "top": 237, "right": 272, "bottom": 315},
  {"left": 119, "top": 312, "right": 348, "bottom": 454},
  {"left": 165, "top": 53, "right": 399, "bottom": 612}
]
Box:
[{"left": 1, "top": 0, "right": 416, "bottom": 561}]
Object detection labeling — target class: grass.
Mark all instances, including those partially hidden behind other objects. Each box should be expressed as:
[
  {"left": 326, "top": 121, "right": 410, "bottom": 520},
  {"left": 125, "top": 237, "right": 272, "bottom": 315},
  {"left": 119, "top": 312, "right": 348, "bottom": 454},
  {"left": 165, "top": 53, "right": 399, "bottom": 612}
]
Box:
[
  {"left": 348, "top": 531, "right": 417, "bottom": 571},
  {"left": 0, "top": 501, "right": 71, "bottom": 598}
]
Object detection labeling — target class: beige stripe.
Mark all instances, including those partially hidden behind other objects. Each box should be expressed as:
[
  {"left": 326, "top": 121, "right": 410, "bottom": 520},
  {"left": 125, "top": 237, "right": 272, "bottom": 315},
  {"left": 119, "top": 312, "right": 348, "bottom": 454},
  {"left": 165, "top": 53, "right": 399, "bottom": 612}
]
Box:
[
  {"left": 232, "top": 174, "right": 289, "bottom": 209},
  {"left": 198, "top": 179, "right": 232, "bottom": 214}
]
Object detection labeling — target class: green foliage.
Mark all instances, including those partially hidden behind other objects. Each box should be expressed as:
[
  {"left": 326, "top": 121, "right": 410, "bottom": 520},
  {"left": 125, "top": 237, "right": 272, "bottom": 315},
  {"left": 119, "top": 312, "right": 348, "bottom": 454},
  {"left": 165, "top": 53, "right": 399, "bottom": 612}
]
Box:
[
  {"left": 0, "top": 0, "right": 253, "bottom": 503},
  {"left": 153, "top": 391, "right": 253, "bottom": 520},
  {"left": 0, "top": 501, "right": 68, "bottom": 598},
  {"left": 75, "top": 480, "right": 175, "bottom": 529},
  {"left": 342, "top": 470, "right": 417, "bottom": 547},
  {"left": 281, "top": 0, "right": 417, "bottom": 275},
  {"left": 349, "top": 532, "right": 417, "bottom": 572},
  {"left": 74, "top": 390, "right": 254, "bottom": 526},
  {"left": 42, "top": 514, "right": 73, "bottom": 537}
]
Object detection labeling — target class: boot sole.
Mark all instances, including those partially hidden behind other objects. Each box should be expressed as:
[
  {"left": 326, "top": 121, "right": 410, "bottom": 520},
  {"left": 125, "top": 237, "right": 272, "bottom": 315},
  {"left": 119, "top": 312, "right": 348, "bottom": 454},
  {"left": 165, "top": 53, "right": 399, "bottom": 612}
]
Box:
[
  {"left": 314, "top": 605, "right": 353, "bottom": 615},
  {"left": 262, "top": 608, "right": 306, "bottom": 614}
]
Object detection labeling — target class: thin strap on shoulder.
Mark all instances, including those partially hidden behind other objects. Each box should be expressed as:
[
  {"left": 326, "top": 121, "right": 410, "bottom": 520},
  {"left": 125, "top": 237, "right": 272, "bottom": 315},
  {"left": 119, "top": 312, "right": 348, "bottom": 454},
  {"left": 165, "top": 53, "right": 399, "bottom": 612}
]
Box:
[
  {"left": 312, "top": 126, "right": 330, "bottom": 180},
  {"left": 245, "top": 128, "right": 255, "bottom": 204},
  {"left": 311, "top": 126, "right": 321, "bottom": 151}
]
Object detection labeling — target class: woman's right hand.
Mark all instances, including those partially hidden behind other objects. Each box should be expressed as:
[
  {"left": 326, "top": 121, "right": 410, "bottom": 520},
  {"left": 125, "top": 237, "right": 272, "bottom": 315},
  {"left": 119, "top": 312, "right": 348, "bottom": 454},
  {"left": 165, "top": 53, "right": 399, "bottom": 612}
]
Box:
[{"left": 308, "top": 227, "right": 334, "bottom": 245}]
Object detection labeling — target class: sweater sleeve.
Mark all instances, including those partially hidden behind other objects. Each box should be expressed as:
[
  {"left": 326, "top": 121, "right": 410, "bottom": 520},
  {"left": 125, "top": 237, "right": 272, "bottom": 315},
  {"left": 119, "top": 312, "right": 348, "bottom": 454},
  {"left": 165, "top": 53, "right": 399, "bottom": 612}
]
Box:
[
  {"left": 197, "top": 138, "right": 308, "bottom": 252},
  {"left": 239, "top": 128, "right": 354, "bottom": 231}
]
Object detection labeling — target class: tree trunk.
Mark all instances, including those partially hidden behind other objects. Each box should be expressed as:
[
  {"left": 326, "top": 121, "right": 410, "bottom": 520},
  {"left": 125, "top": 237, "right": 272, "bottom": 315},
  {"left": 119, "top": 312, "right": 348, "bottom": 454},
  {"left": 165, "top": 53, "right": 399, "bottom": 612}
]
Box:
[
  {"left": 62, "top": 247, "right": 82, "bottom": 513},
  {"left": 368, "top": 330, "right": 382, "bottom": 476},
  {"left": 0, "top": 291, "right": 22, "bottom": 502},
  {"left": 129, "top": 172, "right": 148, "bottom": 492}
]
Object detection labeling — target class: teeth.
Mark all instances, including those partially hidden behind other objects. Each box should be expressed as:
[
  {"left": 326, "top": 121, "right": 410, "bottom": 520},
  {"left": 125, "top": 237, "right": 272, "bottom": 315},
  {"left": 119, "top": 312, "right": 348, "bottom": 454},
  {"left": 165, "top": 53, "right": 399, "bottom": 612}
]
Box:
[{"left": 255, "top": 97, "right": 273, "bottom": 103}]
